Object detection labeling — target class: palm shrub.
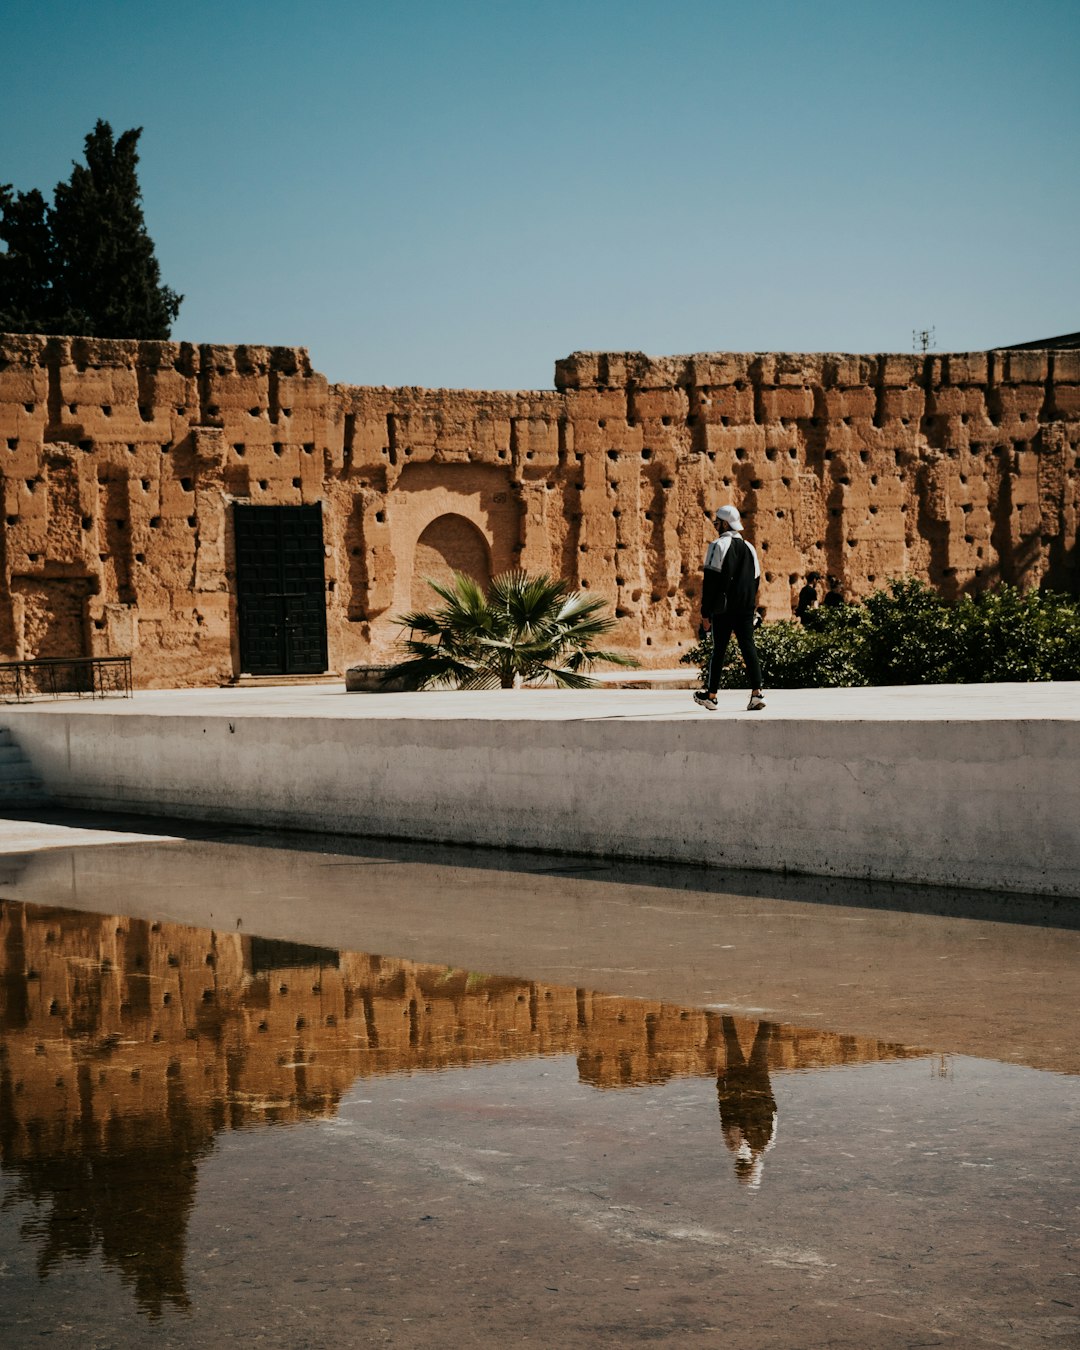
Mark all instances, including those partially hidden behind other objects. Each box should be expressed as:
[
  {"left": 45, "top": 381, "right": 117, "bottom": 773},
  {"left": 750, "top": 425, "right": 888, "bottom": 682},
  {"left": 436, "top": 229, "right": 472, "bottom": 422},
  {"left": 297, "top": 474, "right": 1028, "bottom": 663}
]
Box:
[
  {"left": 384, "top": 569, "right": 638, "bottom": 690},
  {"left": 681, "top": 579, "right": 1080, "bottom": 688}
]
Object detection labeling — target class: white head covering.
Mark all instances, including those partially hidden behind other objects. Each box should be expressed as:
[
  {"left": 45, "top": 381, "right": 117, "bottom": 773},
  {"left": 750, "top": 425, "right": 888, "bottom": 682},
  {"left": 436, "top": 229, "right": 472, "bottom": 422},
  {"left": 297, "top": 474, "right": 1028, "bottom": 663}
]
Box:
[{"left": 714, "top": 504, "right": 743, "bottom": 532}]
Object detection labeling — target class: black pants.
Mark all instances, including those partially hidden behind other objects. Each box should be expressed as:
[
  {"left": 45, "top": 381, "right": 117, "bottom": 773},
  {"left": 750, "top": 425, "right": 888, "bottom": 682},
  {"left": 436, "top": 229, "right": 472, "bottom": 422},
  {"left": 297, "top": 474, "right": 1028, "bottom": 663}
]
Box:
[{"left": 707, "top": 611, "right": 763, "bottom": 692}]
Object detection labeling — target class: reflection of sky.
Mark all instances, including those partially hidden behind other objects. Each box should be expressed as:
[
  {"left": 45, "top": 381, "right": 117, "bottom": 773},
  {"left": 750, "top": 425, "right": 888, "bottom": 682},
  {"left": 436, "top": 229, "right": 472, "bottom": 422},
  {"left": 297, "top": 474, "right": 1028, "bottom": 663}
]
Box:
[{"left": 4, "top": 1051, "right": 1077, "bottom": 1345}]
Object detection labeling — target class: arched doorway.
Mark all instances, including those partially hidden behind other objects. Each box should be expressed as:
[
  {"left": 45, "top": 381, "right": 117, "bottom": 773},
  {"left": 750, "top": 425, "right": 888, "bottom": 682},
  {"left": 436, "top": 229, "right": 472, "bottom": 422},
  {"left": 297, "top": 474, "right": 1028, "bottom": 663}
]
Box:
[{"left": 411, "top": 514, "right": 492, "bottom": 609}]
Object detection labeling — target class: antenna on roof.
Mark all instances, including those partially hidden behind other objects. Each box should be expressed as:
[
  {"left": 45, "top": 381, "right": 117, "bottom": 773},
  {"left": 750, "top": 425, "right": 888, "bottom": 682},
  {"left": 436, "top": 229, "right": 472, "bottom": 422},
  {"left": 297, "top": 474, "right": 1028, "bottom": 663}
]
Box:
[{"left": 912, "top": 326, "right": 936, "bottom": 354}]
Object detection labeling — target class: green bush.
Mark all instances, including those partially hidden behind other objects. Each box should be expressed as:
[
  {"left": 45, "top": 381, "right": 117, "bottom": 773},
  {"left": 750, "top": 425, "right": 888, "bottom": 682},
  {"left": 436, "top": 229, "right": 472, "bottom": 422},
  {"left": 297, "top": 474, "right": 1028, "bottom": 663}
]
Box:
[
  {"left": 946, "top": 586, "right": 1080, "bottom": 683},
  {"left": 681, "top": 579, "right": 1080, "bottom": 688},
  {"left": 858, "top": 577, "right": 953, "bottom": 685},
  {"left": 680, "top": 610, "right": 867, "bottom": 689}
]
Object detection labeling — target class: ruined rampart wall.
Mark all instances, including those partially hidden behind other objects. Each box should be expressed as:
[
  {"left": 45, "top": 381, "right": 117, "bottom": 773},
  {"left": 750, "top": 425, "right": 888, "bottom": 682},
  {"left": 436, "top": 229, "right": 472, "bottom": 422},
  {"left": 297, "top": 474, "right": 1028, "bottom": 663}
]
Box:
[{"left": 1, "top": 334, "right": 1077, "bottom": 686}]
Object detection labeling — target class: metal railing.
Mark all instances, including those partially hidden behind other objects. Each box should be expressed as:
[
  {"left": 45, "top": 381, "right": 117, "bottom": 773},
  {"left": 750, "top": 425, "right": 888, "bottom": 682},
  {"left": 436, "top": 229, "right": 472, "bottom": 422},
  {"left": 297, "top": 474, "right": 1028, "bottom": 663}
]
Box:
[{"left": 0, "top": 655, "right": 133, "bottom": 702}]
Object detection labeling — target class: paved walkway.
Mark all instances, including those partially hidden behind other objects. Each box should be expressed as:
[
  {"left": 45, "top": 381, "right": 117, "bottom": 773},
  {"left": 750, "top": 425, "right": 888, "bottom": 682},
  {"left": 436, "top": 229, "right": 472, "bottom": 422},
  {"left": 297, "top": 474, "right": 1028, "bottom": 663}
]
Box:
[{"left": 5, "top": 679, "right": 1079, "bottom": 722}]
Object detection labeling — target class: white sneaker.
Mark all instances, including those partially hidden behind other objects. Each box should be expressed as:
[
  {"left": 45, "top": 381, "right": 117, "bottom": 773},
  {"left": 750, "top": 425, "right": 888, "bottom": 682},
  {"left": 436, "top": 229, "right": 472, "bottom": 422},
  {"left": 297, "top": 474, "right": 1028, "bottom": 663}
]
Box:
[{"left": 747, "top": 693, "right": 766, "bottom": 711}]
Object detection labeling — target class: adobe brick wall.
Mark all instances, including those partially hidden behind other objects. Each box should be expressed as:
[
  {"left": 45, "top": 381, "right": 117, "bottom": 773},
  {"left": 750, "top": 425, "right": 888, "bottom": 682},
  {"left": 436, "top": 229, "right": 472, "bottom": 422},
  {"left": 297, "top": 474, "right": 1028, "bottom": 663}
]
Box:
[{"left": 0, "top": 333, "right": 1077, "bottom": 686}]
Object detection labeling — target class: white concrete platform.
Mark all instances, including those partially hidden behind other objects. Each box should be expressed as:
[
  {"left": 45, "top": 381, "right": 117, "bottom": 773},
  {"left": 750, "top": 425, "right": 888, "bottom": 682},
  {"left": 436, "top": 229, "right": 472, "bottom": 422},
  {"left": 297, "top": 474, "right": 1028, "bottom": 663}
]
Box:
[
  {"left": 0, "top": 818, "right": 180, "bottom": 854},
  {"left": 2, "top": 681, "right": 1078, "bottom": 896}
]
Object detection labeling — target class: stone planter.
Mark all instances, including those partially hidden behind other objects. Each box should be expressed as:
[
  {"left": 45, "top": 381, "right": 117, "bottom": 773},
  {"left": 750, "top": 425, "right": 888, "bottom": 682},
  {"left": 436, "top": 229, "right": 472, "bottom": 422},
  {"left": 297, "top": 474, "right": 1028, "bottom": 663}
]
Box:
[{"left": 345, "top": 665, "right": 412, "bottom": 693}]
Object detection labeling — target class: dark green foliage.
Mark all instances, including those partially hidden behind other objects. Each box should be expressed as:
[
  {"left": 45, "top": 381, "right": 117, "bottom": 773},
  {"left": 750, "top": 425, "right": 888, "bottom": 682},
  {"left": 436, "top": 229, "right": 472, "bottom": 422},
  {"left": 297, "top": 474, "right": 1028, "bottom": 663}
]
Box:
[
  {"left": 384, "top": 569, "right": 639, "bottom": 690},
  {"left": 0, "top": 120, "right": 181, "bottom": 339},
  {"left": 0, "top": 187, "right": 53, "bottom": 332},
  {"left": 858, "top": 577, "right": 953, "bottom": 685},
  {"left": 680, "top": 610, "right": 869, "bottom": 690},
  {"left": 681, "top": 579, "right": 1080, "bottom": 688},
  {"left": 947, "top": 586, "right": 1080, "bottom": 683}
]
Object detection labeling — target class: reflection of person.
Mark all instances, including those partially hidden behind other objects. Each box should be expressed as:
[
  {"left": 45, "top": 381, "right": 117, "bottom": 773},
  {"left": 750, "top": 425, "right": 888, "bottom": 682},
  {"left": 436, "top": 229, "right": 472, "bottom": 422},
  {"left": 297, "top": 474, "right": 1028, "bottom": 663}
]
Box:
[
  {"left": 795, "top": 572, "right": 820, "bottom": 623},
  {"left": 717, "top": 1017, "right": 777, "bottom": 1189},
  {"left": 822, "top": 575, "right": 844, "bottom": 608},
  {"left": 692, "top": 505, "right": 766, "bottom": 712}
]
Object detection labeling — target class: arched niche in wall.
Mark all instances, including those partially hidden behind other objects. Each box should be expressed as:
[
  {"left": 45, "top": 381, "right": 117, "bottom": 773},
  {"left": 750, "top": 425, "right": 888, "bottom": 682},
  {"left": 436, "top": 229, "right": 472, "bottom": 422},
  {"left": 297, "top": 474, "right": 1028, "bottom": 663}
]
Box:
[{"left": 411, "top": 514, "right": 492, "bottom": 609}]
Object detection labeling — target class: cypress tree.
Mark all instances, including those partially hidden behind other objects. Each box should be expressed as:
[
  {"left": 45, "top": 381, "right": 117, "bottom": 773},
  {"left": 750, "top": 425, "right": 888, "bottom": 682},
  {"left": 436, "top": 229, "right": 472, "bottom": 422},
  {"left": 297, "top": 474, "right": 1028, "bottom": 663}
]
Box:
[
  {"left": 0, "top": 186, "right": 54, "bottom": 334},
  {"left": 0, "top": 120, "right": 182, "bottom": 339}
]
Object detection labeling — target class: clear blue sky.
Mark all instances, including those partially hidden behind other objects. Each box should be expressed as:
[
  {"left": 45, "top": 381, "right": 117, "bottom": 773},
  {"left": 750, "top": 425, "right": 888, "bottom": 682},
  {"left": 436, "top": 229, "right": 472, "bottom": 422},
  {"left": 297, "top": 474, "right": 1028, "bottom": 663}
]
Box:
[{"left": 3, "top": 0, "right": 1078, "bottom": 389}]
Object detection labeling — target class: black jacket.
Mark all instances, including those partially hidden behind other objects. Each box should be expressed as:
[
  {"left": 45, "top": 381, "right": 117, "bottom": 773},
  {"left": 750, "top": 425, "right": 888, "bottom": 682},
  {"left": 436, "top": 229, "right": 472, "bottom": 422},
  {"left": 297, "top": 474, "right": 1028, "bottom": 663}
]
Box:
[{"left": 701, "top": 534, "right": 759, "bottom": 617}]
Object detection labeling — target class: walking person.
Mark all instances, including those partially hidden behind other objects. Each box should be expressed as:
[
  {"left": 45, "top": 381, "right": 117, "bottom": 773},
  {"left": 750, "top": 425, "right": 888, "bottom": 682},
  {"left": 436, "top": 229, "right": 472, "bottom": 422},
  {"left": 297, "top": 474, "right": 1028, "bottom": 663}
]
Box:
[
  {"left": 693, "top": 504, "right": 766, "bottom": 711},
  {"left": 795, "top": 571, "right": 820, "bottom": 623}
]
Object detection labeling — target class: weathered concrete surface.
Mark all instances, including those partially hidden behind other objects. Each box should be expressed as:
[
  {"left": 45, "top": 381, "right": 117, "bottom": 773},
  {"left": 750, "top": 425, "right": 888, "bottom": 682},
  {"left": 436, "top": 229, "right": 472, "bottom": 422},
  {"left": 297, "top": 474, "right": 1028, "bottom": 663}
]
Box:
[{"left": 2, "top": 682, "right": 1078, "bottom": 896}]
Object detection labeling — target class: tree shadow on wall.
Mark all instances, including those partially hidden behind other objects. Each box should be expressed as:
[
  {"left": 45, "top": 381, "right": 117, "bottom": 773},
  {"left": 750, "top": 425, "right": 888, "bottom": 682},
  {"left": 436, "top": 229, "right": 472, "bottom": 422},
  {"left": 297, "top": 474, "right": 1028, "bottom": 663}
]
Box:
[{"left": 1042, "top": 534, "right": 1080, "bottom": 597}]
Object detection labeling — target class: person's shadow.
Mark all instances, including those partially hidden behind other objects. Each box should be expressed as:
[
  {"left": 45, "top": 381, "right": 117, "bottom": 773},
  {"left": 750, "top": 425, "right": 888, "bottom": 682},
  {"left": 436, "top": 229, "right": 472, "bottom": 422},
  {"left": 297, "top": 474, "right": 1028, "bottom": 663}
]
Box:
[{"left": 715, "top": 1016, "right": 777, "bottom": 1189}]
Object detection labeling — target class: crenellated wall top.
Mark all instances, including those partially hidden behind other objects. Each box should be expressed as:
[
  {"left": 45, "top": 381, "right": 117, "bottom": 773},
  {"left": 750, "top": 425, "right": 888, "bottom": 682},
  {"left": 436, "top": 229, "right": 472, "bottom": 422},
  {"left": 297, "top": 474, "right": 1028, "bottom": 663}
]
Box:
[
  {"left": 0, "top": 333, "right": 318, "bottom": 379},
  {"left": 2, "top": 332, "right": 1077, "bottom": 396},
  {"left": 554, "top": 348, "right": 1080, "bottom": 392}
]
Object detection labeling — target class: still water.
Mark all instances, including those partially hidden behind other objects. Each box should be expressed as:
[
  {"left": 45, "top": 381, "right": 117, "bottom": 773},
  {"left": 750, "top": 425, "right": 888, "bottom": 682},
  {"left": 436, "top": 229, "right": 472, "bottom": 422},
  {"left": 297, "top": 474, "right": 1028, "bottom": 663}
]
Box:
[{"left": 0, "top": 830, "right": 1078, "bottom": 1347}]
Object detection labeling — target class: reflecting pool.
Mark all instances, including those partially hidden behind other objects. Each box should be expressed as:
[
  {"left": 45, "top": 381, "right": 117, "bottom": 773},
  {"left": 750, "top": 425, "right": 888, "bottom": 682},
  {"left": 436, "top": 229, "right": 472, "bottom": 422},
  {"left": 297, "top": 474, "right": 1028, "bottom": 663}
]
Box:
[{"left": 1, "top": 829, "right": 1078, "bottom": 1347}]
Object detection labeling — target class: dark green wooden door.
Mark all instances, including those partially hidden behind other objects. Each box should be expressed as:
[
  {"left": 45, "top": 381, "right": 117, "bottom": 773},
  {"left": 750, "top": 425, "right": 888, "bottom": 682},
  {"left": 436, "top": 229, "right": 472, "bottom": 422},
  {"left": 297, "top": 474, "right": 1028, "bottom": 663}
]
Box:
[{"left": 235, "top": 505, "right": 328, "bottom": 675}]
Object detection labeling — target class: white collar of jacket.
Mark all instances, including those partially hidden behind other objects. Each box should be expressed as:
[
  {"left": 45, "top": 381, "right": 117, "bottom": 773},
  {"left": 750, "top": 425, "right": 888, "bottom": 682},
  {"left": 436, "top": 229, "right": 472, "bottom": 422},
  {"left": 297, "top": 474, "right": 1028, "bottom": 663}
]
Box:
[{"left": 704, "top": 532, "right": 761, "bottom": 577}]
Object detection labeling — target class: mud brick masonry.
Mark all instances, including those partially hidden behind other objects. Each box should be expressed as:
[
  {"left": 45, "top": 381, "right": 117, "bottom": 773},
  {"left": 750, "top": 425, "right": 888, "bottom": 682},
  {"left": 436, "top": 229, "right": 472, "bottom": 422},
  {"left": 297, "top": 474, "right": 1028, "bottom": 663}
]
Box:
[{"left": 0, "top": 333, "right": 1077, "bottom": 686}]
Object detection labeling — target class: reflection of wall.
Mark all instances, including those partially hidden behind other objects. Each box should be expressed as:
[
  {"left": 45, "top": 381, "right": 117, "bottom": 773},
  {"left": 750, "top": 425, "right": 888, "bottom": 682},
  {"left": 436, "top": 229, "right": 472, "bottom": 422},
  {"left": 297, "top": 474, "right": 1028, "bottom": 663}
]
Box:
[
  {"left": 0, "top": 899, "right": 927, "bottom": 1317},
  {"left": 0, "top": 898, "right": 926, "bottom": 1151},
  {"left": 2, "top": 335, "right": 1077, "bottom": 684}
]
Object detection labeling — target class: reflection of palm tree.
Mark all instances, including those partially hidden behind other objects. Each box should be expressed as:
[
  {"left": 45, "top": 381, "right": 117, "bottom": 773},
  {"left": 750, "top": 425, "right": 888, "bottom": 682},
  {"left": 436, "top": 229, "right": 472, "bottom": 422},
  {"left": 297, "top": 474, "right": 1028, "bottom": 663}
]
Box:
[{"left": 716, "top": 1017, "right": 777, "bottom": 1189}]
